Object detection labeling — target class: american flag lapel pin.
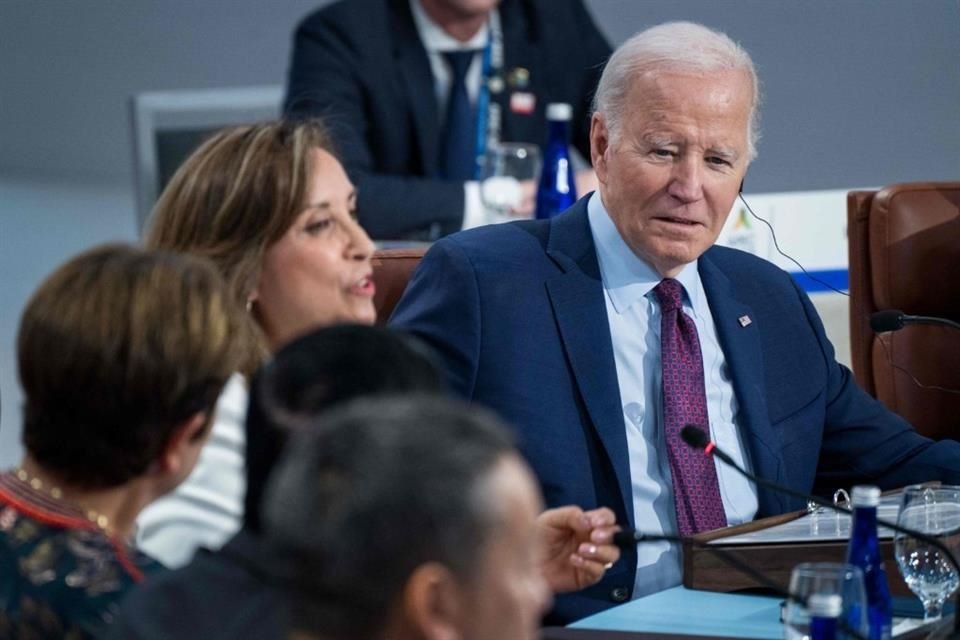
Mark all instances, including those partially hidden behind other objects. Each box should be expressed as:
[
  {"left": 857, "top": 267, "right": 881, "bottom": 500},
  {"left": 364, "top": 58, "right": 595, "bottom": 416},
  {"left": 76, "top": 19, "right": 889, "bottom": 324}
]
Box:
[{"left": 738, "top": 315, "right": 752, "bottom": 328}]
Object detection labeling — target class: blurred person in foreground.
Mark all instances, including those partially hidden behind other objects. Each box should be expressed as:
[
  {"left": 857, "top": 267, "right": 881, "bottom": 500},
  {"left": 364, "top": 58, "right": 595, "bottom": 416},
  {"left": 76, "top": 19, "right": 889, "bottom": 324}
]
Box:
[
  {"left": 284, "top": 0, "right": 611, "bottom": 240},
  {"left": 390, "top": 21, "right": 960, "bottom": 622},
  {"left": 136, "top": 119, "right": 379, "bottom": 567},
  {"left": 0, "top": 244, "right": 245, "bottom": 638},
  {"left": 264, "top": 394, "right": 554, "bottom": 640},
  {"left": 110, "top": 325, "right": 619, "bottom": 639}
]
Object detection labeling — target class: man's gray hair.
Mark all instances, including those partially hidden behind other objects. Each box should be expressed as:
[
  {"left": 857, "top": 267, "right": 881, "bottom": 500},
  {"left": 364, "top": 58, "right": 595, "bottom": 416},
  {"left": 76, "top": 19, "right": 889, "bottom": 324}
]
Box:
[{"left": 593, "top": 21, "right": 760, "bottom": 160}]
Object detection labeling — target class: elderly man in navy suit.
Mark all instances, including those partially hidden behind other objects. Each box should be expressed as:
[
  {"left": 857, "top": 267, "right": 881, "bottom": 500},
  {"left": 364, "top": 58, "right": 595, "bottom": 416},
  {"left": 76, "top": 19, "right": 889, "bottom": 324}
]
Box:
[
  {"left": 390, "top": 21, "right": 960, "bottom": 623},
  {"left": 284, "top": 0, "right": 611, "bottom": 240}
]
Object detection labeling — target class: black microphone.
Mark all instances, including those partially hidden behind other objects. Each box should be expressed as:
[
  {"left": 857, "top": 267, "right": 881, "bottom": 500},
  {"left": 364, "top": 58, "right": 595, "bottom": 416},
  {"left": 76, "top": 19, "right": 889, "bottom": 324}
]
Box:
[
  {"left": 871, "top": 309, "right": 960, "bottom": 333},
  {"left": 681, "top": 424, "right": 960, "bottom": 634},
  {"left": 612, "top": 530, "right": 867, "bottom": 640}
]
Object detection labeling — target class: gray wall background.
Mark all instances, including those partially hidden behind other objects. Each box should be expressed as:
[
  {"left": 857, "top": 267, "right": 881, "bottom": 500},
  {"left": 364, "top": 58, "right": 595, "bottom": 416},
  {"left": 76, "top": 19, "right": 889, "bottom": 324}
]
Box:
[
  {"left": 2, "top": 1, "right": 958, "bottom": 189},
  {"left": 1, "top": 0, "right": 958, "bottom": 465}
]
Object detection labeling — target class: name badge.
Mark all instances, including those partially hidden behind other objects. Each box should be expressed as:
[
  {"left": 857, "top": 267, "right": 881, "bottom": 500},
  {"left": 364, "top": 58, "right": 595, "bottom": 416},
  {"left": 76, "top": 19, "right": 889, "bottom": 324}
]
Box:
[{"left": 509, "top": 92, "right": 535, "bottom": 115}]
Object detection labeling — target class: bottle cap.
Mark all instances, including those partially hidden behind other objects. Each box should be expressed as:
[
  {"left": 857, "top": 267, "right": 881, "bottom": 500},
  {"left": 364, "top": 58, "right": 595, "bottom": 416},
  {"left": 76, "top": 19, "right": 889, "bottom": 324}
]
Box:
[
  {"left": 546, "top": 103, "right": 573, "bottom": 121},
  {"left": 807, "top": 593, "right": 842, "bottom": 618},
  {"left": 851, "top": 485, "right": 881, "bottom": 507}
]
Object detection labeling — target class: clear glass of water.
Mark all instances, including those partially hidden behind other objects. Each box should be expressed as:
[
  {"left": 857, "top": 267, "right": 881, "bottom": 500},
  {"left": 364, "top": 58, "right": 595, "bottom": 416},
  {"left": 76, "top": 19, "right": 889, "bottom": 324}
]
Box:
[
  {"left": 895, "top": 485, "right": 960, "bottom": 621},
  {"left": 783, "top": 562, "right": 868, "bottom": 640},
  {"left": 479, "top": 143, "right": 541, "bottom": 224}
]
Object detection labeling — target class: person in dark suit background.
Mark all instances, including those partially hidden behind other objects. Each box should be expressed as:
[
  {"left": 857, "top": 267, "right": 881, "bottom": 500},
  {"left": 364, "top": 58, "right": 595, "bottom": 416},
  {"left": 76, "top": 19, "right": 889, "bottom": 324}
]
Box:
[
  {"left": 389, "top": 21, "right": 960, "bottom": 623},
  {"left": 284, "top": 0, "right": 611, "bottom": 240}
]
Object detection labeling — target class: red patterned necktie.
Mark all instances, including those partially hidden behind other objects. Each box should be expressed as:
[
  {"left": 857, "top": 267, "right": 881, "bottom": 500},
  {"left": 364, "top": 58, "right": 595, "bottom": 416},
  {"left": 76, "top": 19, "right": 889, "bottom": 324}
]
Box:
[{"left": 654, "top": 278, "right": 727, "bottom": 536}]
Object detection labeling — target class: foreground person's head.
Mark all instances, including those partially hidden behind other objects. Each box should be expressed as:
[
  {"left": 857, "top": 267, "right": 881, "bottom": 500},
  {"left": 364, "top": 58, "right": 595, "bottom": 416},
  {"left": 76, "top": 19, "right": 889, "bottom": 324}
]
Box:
[
  {"left": 263, "top": 396, "right": 552, "bottom": 640},
  {"left": 17, "top": 244, "right": 245, "bottom": 507},
  {"left": 243, "top": 324, "right": 446, "bottom": 533}
]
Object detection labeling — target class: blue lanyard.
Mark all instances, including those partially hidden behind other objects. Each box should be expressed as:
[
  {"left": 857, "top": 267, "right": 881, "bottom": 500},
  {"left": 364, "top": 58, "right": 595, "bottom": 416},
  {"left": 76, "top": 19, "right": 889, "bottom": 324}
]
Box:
[{"left": 472, "top": 11, "right": 503, "bottom": 180}]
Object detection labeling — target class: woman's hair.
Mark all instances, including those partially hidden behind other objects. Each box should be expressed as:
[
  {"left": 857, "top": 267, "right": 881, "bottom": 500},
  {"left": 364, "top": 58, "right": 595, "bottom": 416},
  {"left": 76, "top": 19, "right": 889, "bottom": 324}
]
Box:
[
  {"left": 18, "top": 244, "right": 247, "bottom": 489},
  {"left": 145, "top": 118, "right": 335, "bottom": 370}
]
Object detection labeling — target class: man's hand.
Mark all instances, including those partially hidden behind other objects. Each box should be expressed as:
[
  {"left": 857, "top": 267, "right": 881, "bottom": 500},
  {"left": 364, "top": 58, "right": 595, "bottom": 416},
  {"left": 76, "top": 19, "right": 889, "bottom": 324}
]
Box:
[{"left": 536, "top": 506, "right": 621, "bottom": 593}]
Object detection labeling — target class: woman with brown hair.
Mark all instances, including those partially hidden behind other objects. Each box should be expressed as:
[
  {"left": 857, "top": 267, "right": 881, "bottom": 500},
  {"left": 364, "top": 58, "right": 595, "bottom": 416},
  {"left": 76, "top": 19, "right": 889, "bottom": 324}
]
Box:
[
  {"left": 136, "top": 119, "right": 377, "bottom": 566},
  {"left": 135, "top": 119, "right": 621, "bottom": 600},
  {"left": 0, "top": 244, "right": 245, "bottom": 638}
]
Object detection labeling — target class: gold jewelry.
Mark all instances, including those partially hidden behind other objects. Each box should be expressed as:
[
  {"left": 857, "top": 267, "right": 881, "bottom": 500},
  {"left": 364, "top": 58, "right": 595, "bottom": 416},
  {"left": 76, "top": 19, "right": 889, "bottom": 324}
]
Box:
[{"left": 13, "top": 467, "right": 113, "bottom": 535}]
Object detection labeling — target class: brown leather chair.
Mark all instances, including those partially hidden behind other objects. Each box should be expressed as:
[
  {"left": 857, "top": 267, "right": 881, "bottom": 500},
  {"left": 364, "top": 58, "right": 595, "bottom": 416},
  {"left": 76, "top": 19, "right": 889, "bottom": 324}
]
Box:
[
  {"left": 371, "top": 247, "right": 427, "bottom": 325},
  {"left": 848, "top": 182, "right": 960, "bottom": 440}
]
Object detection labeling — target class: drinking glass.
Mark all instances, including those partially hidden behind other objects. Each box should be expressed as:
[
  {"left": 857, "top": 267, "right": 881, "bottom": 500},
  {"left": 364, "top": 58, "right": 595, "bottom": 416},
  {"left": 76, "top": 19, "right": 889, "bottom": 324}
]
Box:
[
  {"left": 895, "top": 485, "right": 960, "bottom": 621},
  {"left": 480, "top": 143, "right": 541, "bottom": 224},
  {"left": 783, "top": 562, "right": 868, "bottom": 640}
]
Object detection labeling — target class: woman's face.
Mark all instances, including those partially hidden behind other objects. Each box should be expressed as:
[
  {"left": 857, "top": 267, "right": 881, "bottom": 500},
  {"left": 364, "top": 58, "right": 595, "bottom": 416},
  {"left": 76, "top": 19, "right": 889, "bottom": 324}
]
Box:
[{"left": 254, "top": 148, "right": 377, "bottom": 349}]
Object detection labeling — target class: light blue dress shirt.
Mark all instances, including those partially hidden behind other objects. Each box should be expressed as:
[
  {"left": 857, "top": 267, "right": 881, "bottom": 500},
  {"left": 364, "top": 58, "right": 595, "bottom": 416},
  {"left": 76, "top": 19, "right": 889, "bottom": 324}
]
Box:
[{"left": 586, "top": 194, "right": 759, "bottom": 599}]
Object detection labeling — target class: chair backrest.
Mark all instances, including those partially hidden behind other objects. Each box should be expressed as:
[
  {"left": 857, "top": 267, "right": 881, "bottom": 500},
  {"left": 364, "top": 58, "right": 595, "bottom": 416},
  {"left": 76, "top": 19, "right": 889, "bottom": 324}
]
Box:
[
  {"left": 130, "top": 86, "right": 283, "bottom": 233},
  {"left": 848, "top": 182, "right": 960, "bottom": 440},
  {"left": 371, "top": 247, "right": 427, "bottom": 325}
]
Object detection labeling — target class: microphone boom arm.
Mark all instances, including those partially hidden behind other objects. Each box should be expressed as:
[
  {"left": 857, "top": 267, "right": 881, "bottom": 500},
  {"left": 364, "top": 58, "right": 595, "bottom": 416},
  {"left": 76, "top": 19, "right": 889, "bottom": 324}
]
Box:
[{"left": 685, "top": 424, "right": 960, "bottom": 635}]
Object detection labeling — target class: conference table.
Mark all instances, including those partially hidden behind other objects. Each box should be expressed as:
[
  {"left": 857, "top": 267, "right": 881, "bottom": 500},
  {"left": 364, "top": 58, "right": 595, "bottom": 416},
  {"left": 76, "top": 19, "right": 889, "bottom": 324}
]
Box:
[
  {"left": 541, "top": 500, "right": 955, "bottom": 640},
  {"left": 558, "top": 586, "right": 782, "bottom": 638},
  {"left": 541, "top": 586, "right": 952, "bottom": 639}
]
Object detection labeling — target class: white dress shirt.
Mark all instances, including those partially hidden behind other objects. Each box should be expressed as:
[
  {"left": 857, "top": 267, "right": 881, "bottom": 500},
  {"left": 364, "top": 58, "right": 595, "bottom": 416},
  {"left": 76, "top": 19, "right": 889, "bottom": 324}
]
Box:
[
  {"left": 136, "top": 373, "right": 247, "bottom": 567},
  {"left": 587, "top": 194, "right": 758, "bottom": 599}
]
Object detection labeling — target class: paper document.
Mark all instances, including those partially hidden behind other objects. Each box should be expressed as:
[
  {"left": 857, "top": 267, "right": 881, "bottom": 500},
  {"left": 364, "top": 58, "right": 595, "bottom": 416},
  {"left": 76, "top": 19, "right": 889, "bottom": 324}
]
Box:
[{"left": 712, "top": 494, "right": 900, "bottom": 545}]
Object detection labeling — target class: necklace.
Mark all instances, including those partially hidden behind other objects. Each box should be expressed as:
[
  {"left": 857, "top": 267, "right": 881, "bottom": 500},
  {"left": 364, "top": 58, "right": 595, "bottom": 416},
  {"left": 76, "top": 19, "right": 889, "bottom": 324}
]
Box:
[{"left": 12, "top": 467, "right": 113, "bottom": 535}]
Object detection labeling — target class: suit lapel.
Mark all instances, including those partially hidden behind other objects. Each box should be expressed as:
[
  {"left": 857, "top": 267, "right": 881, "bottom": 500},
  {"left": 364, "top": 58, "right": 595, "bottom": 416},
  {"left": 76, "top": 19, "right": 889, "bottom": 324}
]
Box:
[
  {"left": 390, "top": 0, "right": 440, "bottom": 176},
  {"left": 699, "top": 252, "right": 788, "bottom": 516},
  {"left": 545, "top": 202, "right": 635, "bottom": 526}
]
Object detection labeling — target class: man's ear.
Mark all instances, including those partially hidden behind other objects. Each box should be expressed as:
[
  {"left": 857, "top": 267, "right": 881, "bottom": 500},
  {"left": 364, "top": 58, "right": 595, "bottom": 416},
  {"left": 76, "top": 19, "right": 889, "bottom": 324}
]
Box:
[
  {"left": 156, "top": 412, "right": 210, "bottom": 476},
  {"left": 589, "top": 112, "right": 610, "bottom": 184},
  {"left": 402, "top": 562, "right": 465, "bottom": 640}
]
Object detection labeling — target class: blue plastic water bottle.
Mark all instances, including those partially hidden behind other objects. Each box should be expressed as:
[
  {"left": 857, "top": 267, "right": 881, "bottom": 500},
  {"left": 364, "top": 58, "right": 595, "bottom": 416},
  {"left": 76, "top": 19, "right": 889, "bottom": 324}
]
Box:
[
  {"left": 845, "top": 485, "right": 893, "bottom": 640},
  {"left": 535, "top": 102, "right": 576, "bottom": 219},
  {"left": 808, "top": 593, "right": 841, "bottom": 640}
]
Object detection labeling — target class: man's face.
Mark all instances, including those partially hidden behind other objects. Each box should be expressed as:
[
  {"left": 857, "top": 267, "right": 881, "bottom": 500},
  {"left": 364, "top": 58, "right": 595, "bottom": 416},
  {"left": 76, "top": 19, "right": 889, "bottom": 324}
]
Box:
[
  {"left": 459, "top": 454, "right": 552, "bottom": 640},
  {"left": 591, "top": 70, "right": 752, "bottom": 277}
]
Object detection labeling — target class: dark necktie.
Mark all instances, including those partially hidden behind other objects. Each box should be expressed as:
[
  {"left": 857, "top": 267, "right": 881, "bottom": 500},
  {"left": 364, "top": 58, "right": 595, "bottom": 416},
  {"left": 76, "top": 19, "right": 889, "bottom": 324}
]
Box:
[
  {"left": 654, "top": 278, "right": 728, "bottom": 536},
  {"left": 438, "top": 50, "right": 478, "bottom": 180}
]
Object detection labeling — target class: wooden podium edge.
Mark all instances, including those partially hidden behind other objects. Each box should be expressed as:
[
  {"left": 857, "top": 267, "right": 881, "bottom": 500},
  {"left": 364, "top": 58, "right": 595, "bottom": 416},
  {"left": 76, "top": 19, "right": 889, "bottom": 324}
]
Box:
[{"left": 682, "top": 510, "right": 912, "bottom": 597}]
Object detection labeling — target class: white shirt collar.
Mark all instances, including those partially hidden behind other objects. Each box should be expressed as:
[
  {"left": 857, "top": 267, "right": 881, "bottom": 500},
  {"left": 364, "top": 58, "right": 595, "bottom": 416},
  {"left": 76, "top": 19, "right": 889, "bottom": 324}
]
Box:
[
  {"left": 410, "top": 0, "right": 490, "bottom": 52},
  {"left": 587, "top": 192, "right": 703, "bottom": 315}
]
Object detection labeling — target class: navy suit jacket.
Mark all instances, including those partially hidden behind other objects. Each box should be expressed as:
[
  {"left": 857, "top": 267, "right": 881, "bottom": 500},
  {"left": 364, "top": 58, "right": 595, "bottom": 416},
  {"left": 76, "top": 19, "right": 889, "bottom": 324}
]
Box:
[
  {"left": 390, "top": 197, "right": 960, "bottom": 623},
  {"left": 107, "top": 531, "right": 285, "bottom": 640},
  {"left": 284, "top": 0, "right": 611, "bottom": 240}
]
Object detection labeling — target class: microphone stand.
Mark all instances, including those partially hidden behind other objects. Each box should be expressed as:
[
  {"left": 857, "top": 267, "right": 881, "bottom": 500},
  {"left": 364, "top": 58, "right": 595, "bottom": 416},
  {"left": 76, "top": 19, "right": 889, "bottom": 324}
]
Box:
[{"left": 682, "top": 425, "right": 960, "bottom": 637}]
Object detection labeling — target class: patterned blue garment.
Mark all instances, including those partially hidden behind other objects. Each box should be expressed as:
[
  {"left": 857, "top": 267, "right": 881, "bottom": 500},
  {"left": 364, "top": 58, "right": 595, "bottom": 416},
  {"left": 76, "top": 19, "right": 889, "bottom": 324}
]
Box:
[{"left": 0, "top": 471, "right": 164, "bottom": 639}]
